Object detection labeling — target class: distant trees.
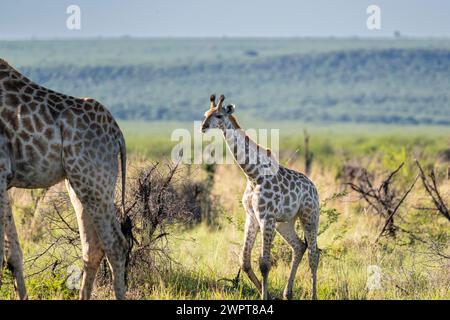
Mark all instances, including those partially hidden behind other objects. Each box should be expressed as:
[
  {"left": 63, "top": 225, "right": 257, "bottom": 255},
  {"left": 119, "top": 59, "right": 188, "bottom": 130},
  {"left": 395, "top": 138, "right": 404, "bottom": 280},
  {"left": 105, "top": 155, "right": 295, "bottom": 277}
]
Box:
[{"left": 13, "top": 44, "right": 450, "bottom": 124}]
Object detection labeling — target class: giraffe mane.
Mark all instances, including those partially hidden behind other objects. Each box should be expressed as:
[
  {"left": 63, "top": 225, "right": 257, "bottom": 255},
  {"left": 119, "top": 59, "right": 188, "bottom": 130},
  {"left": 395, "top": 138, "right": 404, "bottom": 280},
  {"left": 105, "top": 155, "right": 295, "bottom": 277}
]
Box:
[
  {"left": 231, "top": 115, "right": 274, "bottom": 159},
  {"left": 0, "top": 58, "right": 9, "bottom": 66},
  {"left": 0, "top": 59, "right": 33, "bottom": 85},
  {"left": 229, "top": 114, "right": 241, "bottom": 129}
]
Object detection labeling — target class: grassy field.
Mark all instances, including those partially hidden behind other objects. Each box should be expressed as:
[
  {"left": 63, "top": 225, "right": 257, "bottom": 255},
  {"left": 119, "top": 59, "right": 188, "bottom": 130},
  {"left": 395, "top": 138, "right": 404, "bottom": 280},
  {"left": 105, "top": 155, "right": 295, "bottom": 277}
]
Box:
[
  {"left": 1, "top": 121, "right": 449, "bottom": 300},
  {"left": 1, "top": 25, "right": 449, "bottom": 302}
]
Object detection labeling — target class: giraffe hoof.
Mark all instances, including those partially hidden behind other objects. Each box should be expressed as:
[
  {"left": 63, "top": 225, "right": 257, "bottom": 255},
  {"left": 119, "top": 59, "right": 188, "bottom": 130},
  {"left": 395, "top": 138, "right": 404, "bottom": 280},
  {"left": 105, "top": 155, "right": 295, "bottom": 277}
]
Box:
[{"left": 283, "top": 290, "right": 292, "bottom": 300}]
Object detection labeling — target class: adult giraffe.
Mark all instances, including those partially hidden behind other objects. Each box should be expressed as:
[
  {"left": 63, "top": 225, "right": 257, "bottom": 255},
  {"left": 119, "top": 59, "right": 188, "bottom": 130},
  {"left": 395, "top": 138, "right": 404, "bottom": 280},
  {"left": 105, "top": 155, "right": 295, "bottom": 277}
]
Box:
[
  {"left": 201, "top": 95, "right": 320, "bottom": 300},
  {"left": 0, "top": 58, "right": 129, "bottom": 300}
]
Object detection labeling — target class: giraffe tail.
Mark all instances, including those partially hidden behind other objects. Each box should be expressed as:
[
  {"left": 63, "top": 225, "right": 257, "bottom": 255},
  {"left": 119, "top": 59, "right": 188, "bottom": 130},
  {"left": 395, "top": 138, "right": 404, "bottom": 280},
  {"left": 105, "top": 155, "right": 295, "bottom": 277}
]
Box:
[
  {"left": 119, "top": 135, "right": 127, "bottom": 217},
  {"left": 118, "top": 134, "right": 135, "bottom": 286}
]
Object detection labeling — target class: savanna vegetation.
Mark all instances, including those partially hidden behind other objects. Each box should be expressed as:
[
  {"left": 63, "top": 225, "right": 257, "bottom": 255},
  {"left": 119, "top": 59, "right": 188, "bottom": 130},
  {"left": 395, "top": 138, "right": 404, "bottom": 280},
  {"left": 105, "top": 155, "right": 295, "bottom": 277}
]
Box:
[
  {"left": 0, "top": 38, "right": 449, "bottom": 300},
  {"left": 0, "top": 121, "right": 449, "bottom": 300}
]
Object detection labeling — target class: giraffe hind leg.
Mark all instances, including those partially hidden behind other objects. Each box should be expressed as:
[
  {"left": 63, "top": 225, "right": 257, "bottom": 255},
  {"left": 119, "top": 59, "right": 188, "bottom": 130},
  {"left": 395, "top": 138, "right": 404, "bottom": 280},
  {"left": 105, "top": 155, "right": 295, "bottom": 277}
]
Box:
[
  {"left": 300, "top": 217, "right": 320, "bottom": 299},
  {"left": 0, "top": 162, "right": 12, "bottom": 296},
  {"left": 66, "top": 180, "right": 104, "bottom": 300},
  {"left": 67, "top": 178, "right": 128, "bottom": 300},
  {"left": 276, "top": 220, "right": 307, "bottom": 300}
]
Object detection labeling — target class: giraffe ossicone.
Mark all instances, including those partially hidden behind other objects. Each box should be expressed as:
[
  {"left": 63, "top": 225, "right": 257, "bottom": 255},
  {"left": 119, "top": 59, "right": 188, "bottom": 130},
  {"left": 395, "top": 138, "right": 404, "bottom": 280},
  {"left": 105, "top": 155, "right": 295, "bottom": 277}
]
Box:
[
  {"left": 0, "top": 58, "right": 129, "bottom": 300},
  {"left": 201, "top": 94, "right": 321, "bottom": 300}
]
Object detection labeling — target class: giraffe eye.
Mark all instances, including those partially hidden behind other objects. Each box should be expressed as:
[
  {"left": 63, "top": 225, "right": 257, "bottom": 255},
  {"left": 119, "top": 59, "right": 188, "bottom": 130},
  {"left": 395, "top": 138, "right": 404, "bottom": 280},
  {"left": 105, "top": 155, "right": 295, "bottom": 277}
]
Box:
[{"left": 216, "top": 114, "right": 223, "bottom": 119}]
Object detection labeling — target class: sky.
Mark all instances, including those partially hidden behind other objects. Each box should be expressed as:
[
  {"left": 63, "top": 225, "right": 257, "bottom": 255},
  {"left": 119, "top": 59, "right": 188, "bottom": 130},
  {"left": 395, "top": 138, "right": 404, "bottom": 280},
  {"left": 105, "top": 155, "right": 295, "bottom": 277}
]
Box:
[{"left": 0, "top": 0, "right": 449, "bottom": 39}]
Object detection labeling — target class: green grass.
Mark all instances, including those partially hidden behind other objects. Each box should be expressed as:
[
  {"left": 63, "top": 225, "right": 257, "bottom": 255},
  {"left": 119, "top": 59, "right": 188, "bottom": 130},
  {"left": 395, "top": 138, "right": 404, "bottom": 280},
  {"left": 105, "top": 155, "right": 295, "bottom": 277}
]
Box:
[
  {"left": 120, "top": 120, "right": 450, "bottom": 165},
  {"left": 1, "top": 121, "right": 449, "bottom": 300}
]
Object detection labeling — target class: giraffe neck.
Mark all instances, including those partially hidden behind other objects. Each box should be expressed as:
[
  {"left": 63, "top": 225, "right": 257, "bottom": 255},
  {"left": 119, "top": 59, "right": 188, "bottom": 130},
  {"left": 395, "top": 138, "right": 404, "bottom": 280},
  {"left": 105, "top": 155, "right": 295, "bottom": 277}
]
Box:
[{"left": 221, "top": 116, "right": 275, "bottom": 180}]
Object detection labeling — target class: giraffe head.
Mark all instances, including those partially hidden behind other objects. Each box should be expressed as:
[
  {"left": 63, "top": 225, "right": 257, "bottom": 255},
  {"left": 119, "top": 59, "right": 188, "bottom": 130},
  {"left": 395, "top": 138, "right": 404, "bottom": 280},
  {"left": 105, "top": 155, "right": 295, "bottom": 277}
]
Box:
[{"left": 200, "top": 94, "right": 235, "bottom": 133}]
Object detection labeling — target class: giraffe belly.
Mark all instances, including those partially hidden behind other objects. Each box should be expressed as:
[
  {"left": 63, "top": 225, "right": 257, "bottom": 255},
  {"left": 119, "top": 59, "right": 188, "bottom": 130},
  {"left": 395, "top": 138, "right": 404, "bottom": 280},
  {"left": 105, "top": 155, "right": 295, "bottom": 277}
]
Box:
[
  {"left": 9, "top": 138, "right": 66, "bottom": 189},
  {"left": 11, "top": 168, "right": 65, "bottom": 189},
  {"left": 276, "top": 207, "right": 300, "bottom": 222},
  {"left": 276, "top": 195, "right": 301, "bottom": 222}
]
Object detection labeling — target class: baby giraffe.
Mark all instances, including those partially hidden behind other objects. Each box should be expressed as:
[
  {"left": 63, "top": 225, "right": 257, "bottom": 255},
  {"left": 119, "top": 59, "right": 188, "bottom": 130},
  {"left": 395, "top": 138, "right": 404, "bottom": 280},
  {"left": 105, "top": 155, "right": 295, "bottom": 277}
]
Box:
[{"left": 201, "top": 95, "right": 320, "bottom": 300}]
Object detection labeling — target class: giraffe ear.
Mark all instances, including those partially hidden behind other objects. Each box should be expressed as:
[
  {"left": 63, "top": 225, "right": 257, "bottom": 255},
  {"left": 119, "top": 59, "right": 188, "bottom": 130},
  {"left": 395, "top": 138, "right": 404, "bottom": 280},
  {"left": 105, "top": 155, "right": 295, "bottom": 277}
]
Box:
[{"left": 224, "top": 104, "right": 235, "bottom": 115}]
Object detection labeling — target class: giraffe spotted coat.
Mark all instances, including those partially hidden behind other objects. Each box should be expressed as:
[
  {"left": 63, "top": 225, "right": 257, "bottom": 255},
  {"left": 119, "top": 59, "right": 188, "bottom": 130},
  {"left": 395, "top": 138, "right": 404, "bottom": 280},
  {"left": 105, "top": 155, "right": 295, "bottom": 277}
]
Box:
[
  {"left": 201, "top": 94, "right": 320, "bottom": 300},
  {"left": 0, "top": 59, "right": 128, "bottom": 299}
]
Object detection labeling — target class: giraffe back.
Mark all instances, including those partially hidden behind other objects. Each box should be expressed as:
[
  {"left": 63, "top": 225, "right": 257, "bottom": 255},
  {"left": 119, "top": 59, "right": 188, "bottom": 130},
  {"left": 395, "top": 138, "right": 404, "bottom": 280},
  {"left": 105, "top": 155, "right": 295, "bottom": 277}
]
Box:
[{"left": 0, "top": 59, "right": 125, "bottom": 189}]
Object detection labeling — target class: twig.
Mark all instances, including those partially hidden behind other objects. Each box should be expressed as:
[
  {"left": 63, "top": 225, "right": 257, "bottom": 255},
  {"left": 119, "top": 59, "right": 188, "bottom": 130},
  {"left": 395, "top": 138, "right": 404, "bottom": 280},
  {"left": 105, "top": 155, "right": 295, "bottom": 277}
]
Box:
[{"left": 375, "top": 175, "right": 419, "bottom": 242}]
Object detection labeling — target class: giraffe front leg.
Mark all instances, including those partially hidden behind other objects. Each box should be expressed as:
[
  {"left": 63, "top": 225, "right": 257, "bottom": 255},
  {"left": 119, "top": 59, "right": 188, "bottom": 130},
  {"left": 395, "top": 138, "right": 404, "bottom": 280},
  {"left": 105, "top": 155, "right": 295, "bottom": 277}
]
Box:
[
  {"left": 4, "top": 204, "right": 27, "bottom": 299},
  {"left": 240, "top": 214, "right": 261, "bottom": 293},
  {"left": 0, "top": 163, "right": 11, "bottom": 292},
  {"left": 259, "top": 216, "right": 275, "bottom": 300},
  {"left": 0, "top": 185, "right": 6, "bottom": 290}
]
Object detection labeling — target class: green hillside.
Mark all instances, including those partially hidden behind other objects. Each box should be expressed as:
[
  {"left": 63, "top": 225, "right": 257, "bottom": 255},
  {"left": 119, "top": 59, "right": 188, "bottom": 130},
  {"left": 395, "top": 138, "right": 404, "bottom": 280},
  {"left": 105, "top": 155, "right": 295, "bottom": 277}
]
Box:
[{"left": 1, "top": 38, "right": 449, "bottom": 124}]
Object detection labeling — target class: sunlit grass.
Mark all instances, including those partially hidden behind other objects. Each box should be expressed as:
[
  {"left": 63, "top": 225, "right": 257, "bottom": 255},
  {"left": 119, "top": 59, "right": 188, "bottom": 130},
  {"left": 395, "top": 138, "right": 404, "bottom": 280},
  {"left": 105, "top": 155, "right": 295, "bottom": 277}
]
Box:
[{"left": 1, "top": 122, "right": 449, "bottom": 300}]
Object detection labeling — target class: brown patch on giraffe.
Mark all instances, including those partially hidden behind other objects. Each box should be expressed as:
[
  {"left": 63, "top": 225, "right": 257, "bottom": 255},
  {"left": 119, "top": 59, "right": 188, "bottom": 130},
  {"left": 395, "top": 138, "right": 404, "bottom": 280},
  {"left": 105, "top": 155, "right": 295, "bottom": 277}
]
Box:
[
  {"left": 0, "top": 71, "right": 9, "bottom": 80},
  {"left": 22, "top": 117, "right": 34, "bottom": 132},
  {"left": 5, "top": 93, "right": 20, "bottom": 106},
  {"left": 41, "top": 109, "right": 54, "bottom": 124},
  {"left": 35, "top": 90, "right": 47, "bottom": 98},
  {"left": 43, "top": 128, "right": 54, "bottom": 140},
  {"left": 34, "top": 116, "right": 44, "bottom": 132},
  {"left": 41, "top": 159, "right": 50, "bottom": 167},
  {"left": 264, "top": 191, "right": 274, "bottom": 198},
  {"left": 49, "top": 94, "right": 62, "bottom": 103},
  {"left": 3, "top": 80, "right": 25, "bottom": 92},
  {"left": 24, "top": 86, "right": 34, "bottom": 95},
  {"left": 29, "top": 102, "right": 38, "bottom": 109},
  {"left": 48, "top": 107, "right": 60, "bottom": 120},
  {"left": 54, "top": 103, "right": 65, "bottom": 110},
  {"left": 47, "top": 151, "right": 60, "bottom": 162},
  {"left": 88, "top": 112, "right": 96, "bottom": 121},
  {"left": 280, "top": 183, "right": 289, "bottom": 194},
  {"left": 21, "top": 94, "right": 32, "bottom": 103},
  {"left": 84, "top": 130, "right": 95, "bottom": 140},
  {"left": 18, "top": 131, "right": 30, "bottom": 142},
  {"left": 24, "top": 145, "right": 38, "bottom": 163},
  {"left": 1, "top": 108, "right": 17, "bottom": 129},
  {"left": 82, "top": 114, "right": 90, "bottom": 123},
  {"left": 32, "top": 137, "right": 47, "bottom": 155},
  {"left": 14, "top": 139, "right": 24, "bottom": 159}
]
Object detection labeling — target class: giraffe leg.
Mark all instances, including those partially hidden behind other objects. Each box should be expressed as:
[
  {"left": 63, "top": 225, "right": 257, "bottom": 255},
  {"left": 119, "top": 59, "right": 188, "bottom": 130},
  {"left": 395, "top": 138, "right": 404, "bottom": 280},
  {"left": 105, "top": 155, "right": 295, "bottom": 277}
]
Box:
[
  {"left": 70, "top": 189, "right": 127, "bottom": 300},
  {"left": 95, "top": 205, "right": 128, "bottom": 300},
  {"left": 0, "top": 162, "right": 11, "bottom": 293},
  {"left": 303, "top": 226, "right": 319, "bottom": 300},
  {"left": 0, "top": 188, "right": 6, "bottom": 292},
  {"left": 63, "top": 140, "right": 128, "bottom": 299},
  {"left": 4, "top": 204, "right": 27, "bottom": 300},
  {"left": 259, "top": 217, "right": 275, "bottom": 300},
  {"left": 66, "top": 180, "right": 104, "bottom": 300},
  {"left": 240, "top": 214, "right": 261, "bottom": 293},
  {"left": 276, "top": 220, "right": 307, "bottom": 300}
]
